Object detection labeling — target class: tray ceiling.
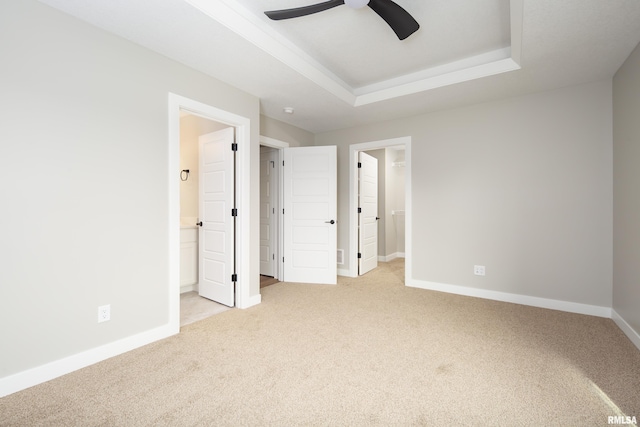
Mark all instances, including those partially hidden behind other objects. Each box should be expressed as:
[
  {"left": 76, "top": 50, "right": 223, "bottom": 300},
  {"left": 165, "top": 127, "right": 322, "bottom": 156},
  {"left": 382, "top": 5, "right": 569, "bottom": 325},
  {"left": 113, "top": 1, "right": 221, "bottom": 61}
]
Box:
[{"left": 35, "top": 0, "right": 640, "bottom": 132}]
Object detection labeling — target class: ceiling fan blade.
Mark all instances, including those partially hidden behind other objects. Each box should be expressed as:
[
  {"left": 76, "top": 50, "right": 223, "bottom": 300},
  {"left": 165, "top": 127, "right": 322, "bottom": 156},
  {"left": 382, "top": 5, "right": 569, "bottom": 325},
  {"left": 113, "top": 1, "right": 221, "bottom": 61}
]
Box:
[
  {"left": 265, "top": 0, "right": 345, "bottom": 20},
  {"left": 367, "top": 0, "right": 419, "bottom": 40}
]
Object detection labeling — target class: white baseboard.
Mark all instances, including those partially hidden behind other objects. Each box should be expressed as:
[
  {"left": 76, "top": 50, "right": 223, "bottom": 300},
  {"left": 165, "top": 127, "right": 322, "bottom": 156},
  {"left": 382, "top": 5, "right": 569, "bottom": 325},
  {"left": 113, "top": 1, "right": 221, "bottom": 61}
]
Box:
[
  {"left": 612, "top": 310, "right": 640, "bottom": 351},
  {"left": 407, "top": 279, "right": 612, "bottom": 318},
  {"left": 180, "top": 284, "right": 197, "bottom": 294},
  {"left": 337, "top": 268, "right": 354, "bottom": 277},
  {"left": 378, "top": 252, "right": 406, "bottom": 262},
  {"left": 0, "top": 323, "right": 177, "bottom": 398},
  {"left": 239, "top": 293, "right": 261, "bottom": 309}
]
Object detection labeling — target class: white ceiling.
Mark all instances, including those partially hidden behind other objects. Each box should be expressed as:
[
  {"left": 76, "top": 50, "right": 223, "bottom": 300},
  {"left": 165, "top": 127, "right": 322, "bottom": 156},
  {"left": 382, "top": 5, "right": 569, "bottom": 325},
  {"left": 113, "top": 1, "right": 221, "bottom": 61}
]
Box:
[{"left": 37, "top": 0, "right": 640, "bottom": 133}]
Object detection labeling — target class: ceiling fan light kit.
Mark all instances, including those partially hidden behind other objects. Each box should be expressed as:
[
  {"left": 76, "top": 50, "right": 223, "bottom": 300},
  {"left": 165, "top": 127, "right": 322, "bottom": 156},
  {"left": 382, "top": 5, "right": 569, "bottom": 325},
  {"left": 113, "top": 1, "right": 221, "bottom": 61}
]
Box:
[{"left": 265, "top": 0, "right": 420, "bottom": 40}]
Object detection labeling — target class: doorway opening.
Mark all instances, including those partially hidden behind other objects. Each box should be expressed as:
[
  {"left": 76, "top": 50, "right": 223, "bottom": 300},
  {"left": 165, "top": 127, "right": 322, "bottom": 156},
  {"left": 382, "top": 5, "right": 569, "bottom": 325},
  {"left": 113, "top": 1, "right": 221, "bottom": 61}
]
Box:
[
  {"left": 349, "top": 137, "right": 412, "bottom": 283},
  {"left": 259, "top": 136, "right": 289, "bottom": 286},
  {"left": 179, "top": 114, "right": 235, "bottom": 325},
  {"left": 258, "top": 138, "right": 338, "bottom": 287},
  {"left": 168, "top": 93, "right": 256, "bottom": 334}
]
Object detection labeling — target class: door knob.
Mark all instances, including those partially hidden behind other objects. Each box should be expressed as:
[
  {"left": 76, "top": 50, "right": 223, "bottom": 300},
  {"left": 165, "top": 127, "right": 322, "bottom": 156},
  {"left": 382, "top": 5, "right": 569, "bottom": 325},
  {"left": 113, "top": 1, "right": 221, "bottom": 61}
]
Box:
[
  {"left": 196, "top": 221, "right": 203, "bottom": 227},
  {"left": 325, "top": 220, "right": 335, "bottom": 224}
]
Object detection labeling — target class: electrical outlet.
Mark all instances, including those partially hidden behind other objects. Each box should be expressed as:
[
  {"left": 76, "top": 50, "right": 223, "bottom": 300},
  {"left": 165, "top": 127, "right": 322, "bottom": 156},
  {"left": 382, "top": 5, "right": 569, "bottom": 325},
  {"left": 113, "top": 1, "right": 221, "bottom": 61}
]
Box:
[
  {"left": 98, "top": 304, "right": 111, "bottom": 323},
  {"left": 474, "top": 265, "right": 486, "bottom": 276}
]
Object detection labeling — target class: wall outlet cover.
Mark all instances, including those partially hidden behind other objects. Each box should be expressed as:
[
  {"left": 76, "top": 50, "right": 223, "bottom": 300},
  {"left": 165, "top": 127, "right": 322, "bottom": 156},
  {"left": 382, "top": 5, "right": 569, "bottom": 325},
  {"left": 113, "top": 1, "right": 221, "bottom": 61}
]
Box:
[
  {"left": 98, "top": 304, "right": 111, "bottom": 323},
  {"left": 474, "top": 265, "right": 486, "bottom": 276}
]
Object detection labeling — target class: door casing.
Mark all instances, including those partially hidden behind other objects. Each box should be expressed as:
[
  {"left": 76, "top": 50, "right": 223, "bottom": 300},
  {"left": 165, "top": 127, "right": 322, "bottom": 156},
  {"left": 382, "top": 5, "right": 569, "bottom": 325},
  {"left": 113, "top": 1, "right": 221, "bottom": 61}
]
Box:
[
  {"left": 260, "top": 136, "right": 289, "bottom": 281},
  {"left": 169, "top": 93, "right": 258, "bottom": 335},
  {"left": 348, "top": 137, "right": 412, "bottom": 281}
]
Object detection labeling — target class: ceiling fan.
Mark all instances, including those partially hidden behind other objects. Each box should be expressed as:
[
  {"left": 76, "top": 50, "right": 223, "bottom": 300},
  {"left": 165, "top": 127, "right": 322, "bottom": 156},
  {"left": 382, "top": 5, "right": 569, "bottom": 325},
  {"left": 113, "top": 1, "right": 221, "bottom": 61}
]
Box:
[{"left": 264, "top": 0, "right": 420, "bottom": 40}]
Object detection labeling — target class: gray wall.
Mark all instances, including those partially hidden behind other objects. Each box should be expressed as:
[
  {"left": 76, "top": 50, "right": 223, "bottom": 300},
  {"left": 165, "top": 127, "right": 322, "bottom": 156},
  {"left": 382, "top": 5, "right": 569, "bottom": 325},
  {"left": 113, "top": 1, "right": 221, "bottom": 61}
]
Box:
[
  {"left": 316, "top": 80, "right": 613, "bottom": 308},
  {"left": 0, "top": 0, "right": 260, "bottom": 378},
  {"left": 613, "top": 41, "right": 640, "bottom": 335},
  {"left": 261, "top": 115, "right": 314, "bottom": 147}
]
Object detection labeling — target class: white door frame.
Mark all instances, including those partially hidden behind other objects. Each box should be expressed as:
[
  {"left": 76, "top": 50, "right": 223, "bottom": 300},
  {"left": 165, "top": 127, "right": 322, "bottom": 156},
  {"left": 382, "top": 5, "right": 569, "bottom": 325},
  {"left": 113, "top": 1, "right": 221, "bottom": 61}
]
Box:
[
  {"left": 348, "top": 137, "right": 412, "bottom": 282},
  {"left": 169, "top": 93, "right": 256, "bottom": 334},
  {"left": 260, "top": 136, "right": 289, "bottom": 282},
  {"left": 259, "top": 146, "right": 278, "bottom": 278}
]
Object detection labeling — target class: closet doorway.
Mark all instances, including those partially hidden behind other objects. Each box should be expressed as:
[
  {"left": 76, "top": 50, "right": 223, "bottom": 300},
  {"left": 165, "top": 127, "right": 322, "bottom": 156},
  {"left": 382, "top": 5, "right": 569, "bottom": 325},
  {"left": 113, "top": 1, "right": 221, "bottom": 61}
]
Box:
[
  {"left": 349, "top": 137, "right": 412, "bottom": 283},
  {"left": 259, "top": 136, "right": 289, "bottom": 286}
]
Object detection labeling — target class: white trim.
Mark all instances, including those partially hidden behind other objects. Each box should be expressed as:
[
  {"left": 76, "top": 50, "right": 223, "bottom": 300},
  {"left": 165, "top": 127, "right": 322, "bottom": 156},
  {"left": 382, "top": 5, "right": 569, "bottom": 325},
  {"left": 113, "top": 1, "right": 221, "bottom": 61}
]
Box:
[
  {"left": 260, "top": 135, "right": 291, "bottom": 149},
  {"left": 169, "top": 93, "right": 258, "bottom": 312},
  {"left": 612, "top": 310, "right": 640, "bottom": 352},
  {"left": 245, "top": 293, "right": 263, "bottom": 308},
  {"left": 354, "top": 56, "right": 520, "bottom": 106},
  {"left": 378, "top": 252, "right": 406, "bottom": 262},
  {"left": 259, "top": 135, "right": 289, "bottom": 282},
  {"left": 378, "top": 254, "right": 397, "bottom": 262},
  {"left": 337, "top": 268, "right": 351, "bottom": 277},
  {"left": 407, "top": 278, "right": 612, "bottom": 318},
  {"left": 180, "top": 284, "right": 198, "bottom": 294},
  {"left": 0, "top": 324, "right": 173, "bottom": 398},
  {"left": 349, "top": 137, "right": 412, "bottom": 282},
  {"left": 184, "top": 0, "right": 524, "bottom": 106},
  {"left": 185, "top": 0, "right": 354, "bottom": 105}
]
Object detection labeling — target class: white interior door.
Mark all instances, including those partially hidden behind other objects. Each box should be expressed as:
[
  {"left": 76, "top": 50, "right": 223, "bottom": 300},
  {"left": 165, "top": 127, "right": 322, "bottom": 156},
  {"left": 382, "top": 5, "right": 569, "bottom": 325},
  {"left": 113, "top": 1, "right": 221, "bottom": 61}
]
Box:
[
  {"left": 358, "top": 151, "right": 378, "bottom": 275},
  {"left": 198, "top": 127, "right": 235, "bottom": 307},
  {"left": 260, "top": 148, "right": 277, "bottom": 277},
  {"left": 284, "top": 146, "right": 337, "bottom": 284}
]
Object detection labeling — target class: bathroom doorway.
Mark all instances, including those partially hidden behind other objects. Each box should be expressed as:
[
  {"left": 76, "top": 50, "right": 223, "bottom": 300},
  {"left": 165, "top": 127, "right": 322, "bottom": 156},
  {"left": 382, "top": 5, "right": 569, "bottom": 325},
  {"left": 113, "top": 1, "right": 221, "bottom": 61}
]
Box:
[
  {"left": 168, "top": 93, "right": 256, "bottom": 334},
  {"left": 179, "top": 112, "right": 233, "bottom": 324}
]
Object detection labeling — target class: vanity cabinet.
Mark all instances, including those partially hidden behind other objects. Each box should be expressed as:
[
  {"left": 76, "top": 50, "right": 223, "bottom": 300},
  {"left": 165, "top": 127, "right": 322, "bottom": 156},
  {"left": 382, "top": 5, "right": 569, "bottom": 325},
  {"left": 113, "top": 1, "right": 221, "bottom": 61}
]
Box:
[{"left": 180, "top": 227, "right": 198, "bottom": 292}]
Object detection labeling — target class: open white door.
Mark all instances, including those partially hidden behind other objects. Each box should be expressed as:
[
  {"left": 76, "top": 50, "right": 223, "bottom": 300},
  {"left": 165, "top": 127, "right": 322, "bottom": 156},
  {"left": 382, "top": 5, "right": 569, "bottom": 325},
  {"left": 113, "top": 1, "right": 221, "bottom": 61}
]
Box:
[
  {"left": 260, "top": 148, "right": 278, "bottom": 277},
  {"left": 198, "top": 127, "right": 235, "bottom": 307},
  {"left": 283, "top": 146, "right": 337, "bottom": 284},
  {"left": 358, "top": 151, "right": 378, "bottom": 275}
]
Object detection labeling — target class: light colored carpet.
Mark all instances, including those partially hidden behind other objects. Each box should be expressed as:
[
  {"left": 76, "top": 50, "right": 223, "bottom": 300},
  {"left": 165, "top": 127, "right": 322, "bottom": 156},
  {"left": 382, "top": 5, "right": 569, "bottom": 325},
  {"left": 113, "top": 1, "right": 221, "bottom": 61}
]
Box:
[
  {"left": 180, "top": 291, "right": 230, "bottom": 327},
  {"left": 2, "top": 259, "right": 639, "bottom": 426}
]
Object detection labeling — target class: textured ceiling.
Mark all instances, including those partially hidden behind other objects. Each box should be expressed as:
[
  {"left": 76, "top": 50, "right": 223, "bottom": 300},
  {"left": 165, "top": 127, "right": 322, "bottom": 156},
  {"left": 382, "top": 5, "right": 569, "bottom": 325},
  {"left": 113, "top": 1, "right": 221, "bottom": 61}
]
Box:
[{"left": 36, "top": 0, "right": 640, "bottom": 133}]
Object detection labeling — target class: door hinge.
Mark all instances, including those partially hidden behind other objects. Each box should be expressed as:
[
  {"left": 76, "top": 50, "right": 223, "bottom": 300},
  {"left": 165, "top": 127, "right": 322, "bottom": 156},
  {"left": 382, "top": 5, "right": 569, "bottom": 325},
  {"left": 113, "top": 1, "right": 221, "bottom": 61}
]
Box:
[
  {"left": 283, "top": 257, "right": 285, "bottom": 263},
  {"left": 272, "top": 254, "right": 275, "bottom": 260},
  {"left": 283, "top": 208, "right": 285, "bottom": 214},
  {"left": 282, "top": 160, "right": 285, "bottom": 166},
  {"left": 357, "top": 253, "right": 362, "bottom": 259},
  {"left": 231, "top": 208, "right": 238, "bottom": 217},
  {"left": 357, "top": 162, "right": 362, "bottom": 168},
  {"left": 231, "top": 142, "right": 238, "bottom": 152},
  {"left": 357, "top": 207, "right": 362, "bottom": 213},
  {"left": 231, "top": 273, "right": 238, "bottom": 282}
]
